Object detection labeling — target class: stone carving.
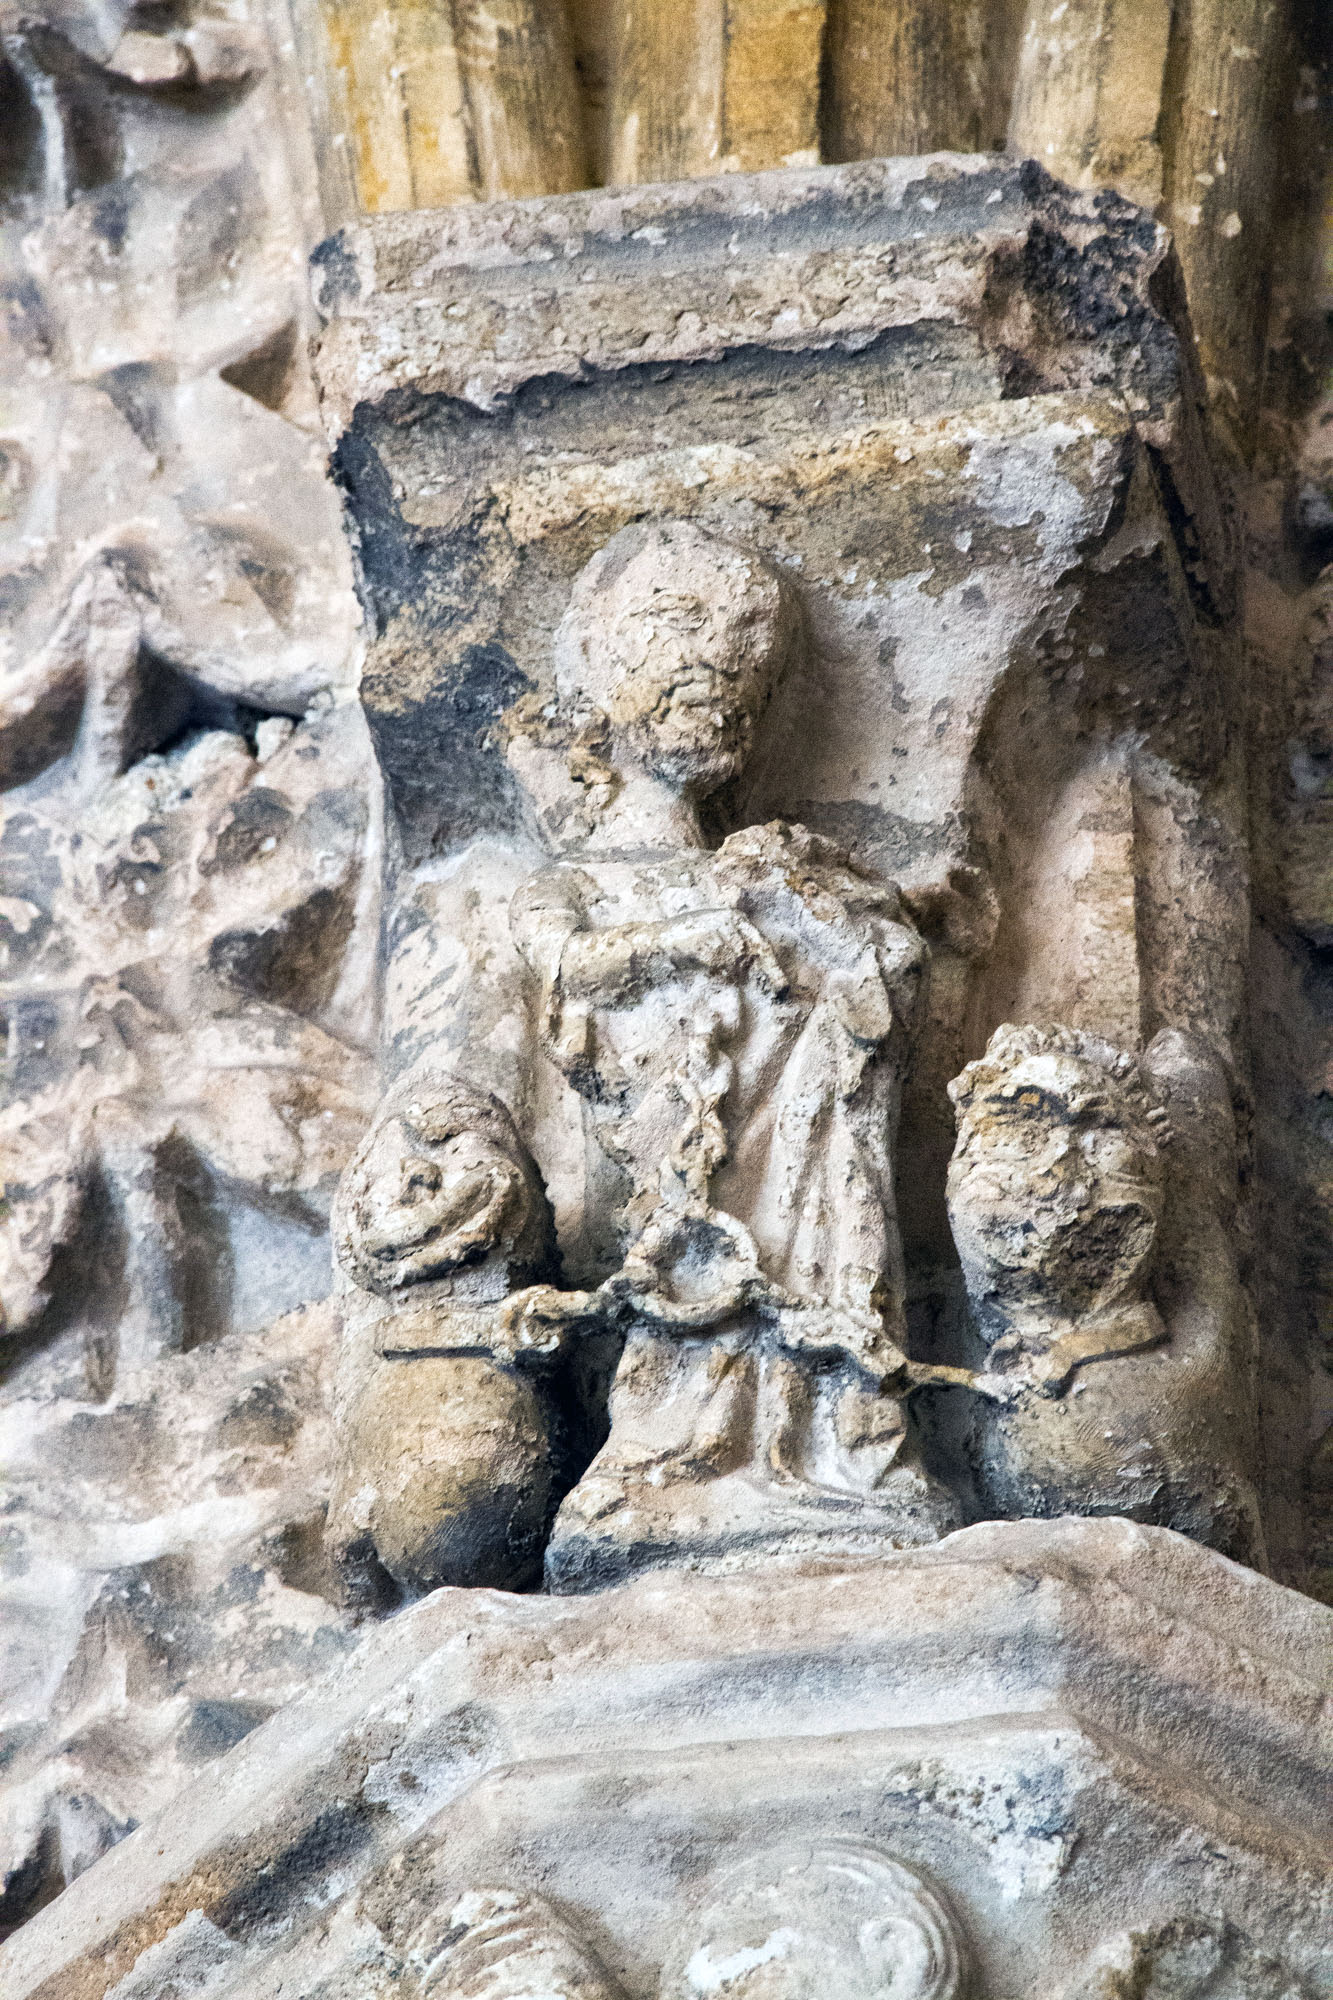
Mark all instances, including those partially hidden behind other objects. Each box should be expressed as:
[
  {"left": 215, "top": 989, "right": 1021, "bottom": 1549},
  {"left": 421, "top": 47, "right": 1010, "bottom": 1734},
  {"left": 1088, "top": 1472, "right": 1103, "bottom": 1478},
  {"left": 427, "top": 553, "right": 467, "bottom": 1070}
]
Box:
[
  {"left": 0, "top": 0, "right": 375, "bottom": 1926},
  {"left": 947, "top": 1023, "right": 1172, "bottom": 1392},
  {"left": 659, "top": 1842, "right": 970, "bottom": 2000},
  {"left": 0, "top": 0, "right": 374, "bottom": 1384},
  {"left": 1, "top": 0, "right": 1330, "bottom": 1970},
  {"left": 947, "top": 1023, "right": 1264, "bottom": 1564},
  {"left": 522, "top": 524, "right": 959, "bottom": 1585},
  {"left": 333, "top": 1072, "right": 556, "bottom": 1302},
  {"left": 410, "top": 1886, "right": 626, "bottom": 1998},
  {"left": 1068, "top": 1919, "right": 1309, "bottom": 1999},
  {"left": 1, "top": 698, "right": 375, "bottom": 1381},
  {"left": 409, "top": 1844, "right": 969, "bottom": 1999},
  {"left": 329, "top": 520, "right": 972, "bottom": 1598},
  {"left": 325, "top": 1070, "right": 564, "bottom": 1600}
]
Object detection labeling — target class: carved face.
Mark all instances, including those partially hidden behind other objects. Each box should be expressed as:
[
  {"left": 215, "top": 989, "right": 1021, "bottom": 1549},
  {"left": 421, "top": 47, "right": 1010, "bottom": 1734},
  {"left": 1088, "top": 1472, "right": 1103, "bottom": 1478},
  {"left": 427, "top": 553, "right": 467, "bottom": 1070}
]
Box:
[
  {"left": 558, "top": 521, "right": 797, "bottom": 797},
  {"left": 947, "top": 1042, "right": 1163, "bottom": 1326},
  {"left": 332, "top": 1089, "right": 548, "bottom": 1295}
]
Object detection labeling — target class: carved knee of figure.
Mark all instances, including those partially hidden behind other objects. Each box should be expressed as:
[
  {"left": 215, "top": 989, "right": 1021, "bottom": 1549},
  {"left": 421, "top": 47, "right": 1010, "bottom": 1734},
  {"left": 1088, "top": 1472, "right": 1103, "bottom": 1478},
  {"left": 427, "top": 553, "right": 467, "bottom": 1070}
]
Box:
[
  {"left": 326, "top": 1352, "right": 555, "bottom": 1600},
  {"left": 971, "top": 1355, "right": 1266, "bottom": 1566},
  {"left": 602, "top": 1329, "right": 758, "bottom": 1482}
]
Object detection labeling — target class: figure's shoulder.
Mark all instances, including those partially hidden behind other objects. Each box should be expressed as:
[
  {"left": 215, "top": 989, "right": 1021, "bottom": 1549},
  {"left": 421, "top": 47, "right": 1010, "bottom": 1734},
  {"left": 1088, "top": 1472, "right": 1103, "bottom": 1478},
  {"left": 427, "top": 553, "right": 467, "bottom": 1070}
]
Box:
[
  {"left": 717, "top": 818, "right": 823, "bottom": 864},
  {"left": 509, "top": 855, "right": 597, "bottom": 920},
  {"left": 716, "top": 820, "right": 906, "bottom": 912}
]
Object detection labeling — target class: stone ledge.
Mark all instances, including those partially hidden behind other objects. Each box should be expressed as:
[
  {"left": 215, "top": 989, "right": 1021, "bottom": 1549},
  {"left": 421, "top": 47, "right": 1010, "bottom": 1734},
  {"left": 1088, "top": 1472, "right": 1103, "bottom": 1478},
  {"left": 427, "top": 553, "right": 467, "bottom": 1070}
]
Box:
[
  {"left": 311, "top": 154, "right": 1182, "bottom": 425},
  {"left": 2, "top": 1518, "right": 1327, "bottom": 1999}
]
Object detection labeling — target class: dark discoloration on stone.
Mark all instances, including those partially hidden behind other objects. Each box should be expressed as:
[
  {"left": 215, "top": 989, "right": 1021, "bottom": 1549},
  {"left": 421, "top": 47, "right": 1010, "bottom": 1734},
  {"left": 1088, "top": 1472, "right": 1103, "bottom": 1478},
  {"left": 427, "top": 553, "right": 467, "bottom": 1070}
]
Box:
[
  {"left": 310, "top": 232, "right": 363, "bottom": 317},
  {"left": 362, "top": 640, "right": 533, "bottom": 864},
  {"left": 180, "top": 1699, "right": 275, "bottom": 1762},
  {"left": 199, "top": 789, "right": 293, "bottom": 874},
  {"left": 0, "top": 815, "right": 65, "bottom": 981},
  {"left": 208, "top": 882, "right": 357, "bottom": 1011},
  {"left": 209, "top": 1798, "right": 380, "bottom": 1939}
]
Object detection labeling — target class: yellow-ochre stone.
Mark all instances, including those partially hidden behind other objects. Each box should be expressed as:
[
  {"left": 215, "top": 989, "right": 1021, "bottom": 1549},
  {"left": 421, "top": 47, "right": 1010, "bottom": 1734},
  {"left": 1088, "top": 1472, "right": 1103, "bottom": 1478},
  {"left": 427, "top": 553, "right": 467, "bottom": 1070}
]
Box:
[{"left": 320, "top": 0, "right": 587, "bottom": 210}]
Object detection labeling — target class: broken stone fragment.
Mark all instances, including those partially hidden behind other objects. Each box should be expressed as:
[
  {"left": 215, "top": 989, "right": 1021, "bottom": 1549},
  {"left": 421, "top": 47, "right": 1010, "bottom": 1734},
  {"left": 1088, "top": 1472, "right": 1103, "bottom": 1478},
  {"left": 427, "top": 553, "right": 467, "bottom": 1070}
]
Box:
[{"left": 104, "top": 31, "right": 194, "bottom": 89}]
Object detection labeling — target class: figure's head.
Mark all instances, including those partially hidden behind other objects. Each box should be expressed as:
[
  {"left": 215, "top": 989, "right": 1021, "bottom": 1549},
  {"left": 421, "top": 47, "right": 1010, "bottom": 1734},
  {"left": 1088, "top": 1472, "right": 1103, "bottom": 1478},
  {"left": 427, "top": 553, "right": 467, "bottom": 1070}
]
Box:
[
  {"left": 660, "top": 1843, "right": 968, "bottom": 2000},
  {"left": 946, "top": 1024, "right": 1169, "bottom": 1330},
  {"left": 556, "top": 521, "right": 800, "bottom": 800},
  {"left": 333, "top": 1074, "right": 553, "bottom": 1297}
]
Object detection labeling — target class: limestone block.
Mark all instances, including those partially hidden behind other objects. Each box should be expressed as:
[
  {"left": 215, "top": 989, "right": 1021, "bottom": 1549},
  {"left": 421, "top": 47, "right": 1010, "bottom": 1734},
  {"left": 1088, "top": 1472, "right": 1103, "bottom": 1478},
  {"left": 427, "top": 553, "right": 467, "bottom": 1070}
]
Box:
[
  {"left": 0, "top": 1521, "right": 1325, "bottom": 1998},
  {"left": 603, "top": 0, "right": 825, "bottom": 184},
  {"left": 1161, "top": 0, "right": 1286, "bottom": 453},
  {"left": 3, "top": 9, "right": 1325, "bottom": 1971},
  {"left": 822, "top": 0, "right": 1019, "bottom": 163},
  {"left": 1008, "top": 0, "right": 1173, "bottom": 211},
  {"left": 318, "top": 0, "right": 588, "bottom": 212}
]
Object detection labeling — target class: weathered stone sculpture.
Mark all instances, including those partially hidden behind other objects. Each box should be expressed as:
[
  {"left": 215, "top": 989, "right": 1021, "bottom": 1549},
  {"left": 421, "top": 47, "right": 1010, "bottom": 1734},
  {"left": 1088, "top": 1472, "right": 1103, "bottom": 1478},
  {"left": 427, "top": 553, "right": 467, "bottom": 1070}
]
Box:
[
  {"left": 326, "top": 1070, "right": 562, "bottom": 1600},
  {"left": 1068, "top": 1920, "right": 1313, "bottom": 2000},
  {"left": 947, "top": 1023, "right": 1265, "bottom": 1563},
  {"left": 329, "top": 518, "right": 961, "bottom": 1596},
  {"left": 947, "top": 1024, "right": 1171, "bottom": 1384},
  {"left": 2, "top": 0, "right": 1332, "bottom": 1981},
  {"left": 0, "top": 0, "right": 379, "bottom": 1907},
  {"left": 519, "top": 522, "right": 956, "bottom": 1584}
]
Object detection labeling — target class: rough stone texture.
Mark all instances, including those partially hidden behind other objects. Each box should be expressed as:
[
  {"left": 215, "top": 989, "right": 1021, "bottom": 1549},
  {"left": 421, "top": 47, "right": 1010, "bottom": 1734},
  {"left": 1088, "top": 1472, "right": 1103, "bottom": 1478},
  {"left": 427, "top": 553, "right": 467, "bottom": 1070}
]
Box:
[
  {"left": 947, "top": 1023, "right": 1265, "bottom": 1564},
  {"left": 0, "top": 1299, "right": 355, "bottom": 1937},
  {"left": 303, "top": 0, "right": 1298, "bottom": 465},
  {"left": 0, "top": 0, "right": 377, "bottom": 1932},
  {"left": 1, "top": 0, "right": 1331, "bottom": 1990},
  {"left": 1008, "top": 0, "right": 1173, "bottom": 211},
  {"left": 0, "top": 1520, "right": 1327, "bottom": 1999}
]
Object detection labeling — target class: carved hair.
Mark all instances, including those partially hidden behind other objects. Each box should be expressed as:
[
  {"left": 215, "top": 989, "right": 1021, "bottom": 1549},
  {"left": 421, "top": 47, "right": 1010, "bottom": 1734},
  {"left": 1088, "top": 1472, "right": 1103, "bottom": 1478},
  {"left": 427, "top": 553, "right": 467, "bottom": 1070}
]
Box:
[
  {"left": 554, "top": 519, "right": 801, "bottom": 725},
  {"left": 948, "top": 1021, "right": 1173, "bottom": 1152}
]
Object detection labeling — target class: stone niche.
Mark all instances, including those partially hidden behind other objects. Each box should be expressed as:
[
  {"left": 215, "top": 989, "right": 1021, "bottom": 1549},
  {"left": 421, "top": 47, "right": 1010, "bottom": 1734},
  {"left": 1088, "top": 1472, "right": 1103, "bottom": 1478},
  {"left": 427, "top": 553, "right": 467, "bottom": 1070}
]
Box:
[
  {"left": 2, "top": 152, "right": 1327, "bottom": 2000},
  {"left": 313, "top": 148, "right": 1242, "bottom": 1279},
  {"left": 310, "top": 151, "right": 1262, "bottom": 1599}
]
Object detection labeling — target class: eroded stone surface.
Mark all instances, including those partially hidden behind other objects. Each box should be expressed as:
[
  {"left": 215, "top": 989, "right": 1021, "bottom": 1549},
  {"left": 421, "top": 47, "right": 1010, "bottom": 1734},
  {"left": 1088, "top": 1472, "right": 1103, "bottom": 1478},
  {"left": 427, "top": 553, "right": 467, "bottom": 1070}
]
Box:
[
  {"left": 0, "top": 1520, "right": 1326, "bottom": 2000},
  {"left": 947, "top": 1023, "right": 1264, "bottom": 1564},
  {"left": 1, "top": 20, "right": 1330, "bottom": 1991},
  {"left": 0, "top": 1297, "right": 354, "bottom": 1939},
  {"left": 0, "top": 0, "right": 377, "bottom": 1930},
  {"left": 308, "top": 157, "right": 1259, "bottom": 1603}
]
